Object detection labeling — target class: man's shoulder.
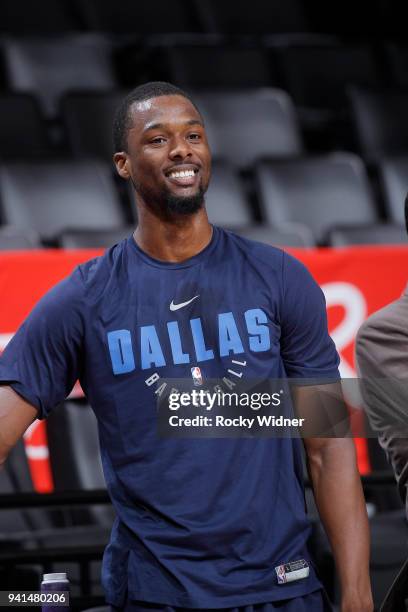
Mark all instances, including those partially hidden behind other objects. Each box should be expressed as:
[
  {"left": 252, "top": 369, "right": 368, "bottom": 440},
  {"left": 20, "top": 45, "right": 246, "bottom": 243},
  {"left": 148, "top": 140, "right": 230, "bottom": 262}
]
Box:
[
  {"left": 75, "top": 238, "right": 129, "bottom": 289},
  {"left": 220, "top": 227, "right": 285, "bottom": 265},
  {"left": 357, "top": 293, "right": 408, "bottom": 344}
]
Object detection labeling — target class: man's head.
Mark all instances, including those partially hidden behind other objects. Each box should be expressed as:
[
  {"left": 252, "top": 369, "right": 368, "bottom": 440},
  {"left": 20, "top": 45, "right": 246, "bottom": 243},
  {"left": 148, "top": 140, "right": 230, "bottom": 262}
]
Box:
[{"left": 113, "top": 82, "right": 211, "bottom": 216}]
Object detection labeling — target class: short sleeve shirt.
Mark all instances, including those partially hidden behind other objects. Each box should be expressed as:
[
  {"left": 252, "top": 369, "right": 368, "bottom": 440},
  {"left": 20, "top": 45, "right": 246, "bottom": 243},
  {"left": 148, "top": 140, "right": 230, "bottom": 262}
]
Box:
[{"left": 0, "top": 227, "right": 340, "bottom": 608}]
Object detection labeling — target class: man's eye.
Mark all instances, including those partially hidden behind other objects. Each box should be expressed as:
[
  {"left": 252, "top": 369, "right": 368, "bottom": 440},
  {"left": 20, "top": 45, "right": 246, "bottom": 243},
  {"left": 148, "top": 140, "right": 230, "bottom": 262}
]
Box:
[
  {"left": 188, "top": 133, "right": 201, "bottom": 140},
  {"left": 151, "top": 137, "right": 166, "bottom": 144}
]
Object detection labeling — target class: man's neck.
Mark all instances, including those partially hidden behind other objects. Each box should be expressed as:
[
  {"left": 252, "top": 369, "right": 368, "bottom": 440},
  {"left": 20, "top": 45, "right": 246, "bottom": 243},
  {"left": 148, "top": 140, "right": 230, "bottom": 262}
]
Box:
[{"left": 133, "top": 206, "right": 213, "bottom": 263}]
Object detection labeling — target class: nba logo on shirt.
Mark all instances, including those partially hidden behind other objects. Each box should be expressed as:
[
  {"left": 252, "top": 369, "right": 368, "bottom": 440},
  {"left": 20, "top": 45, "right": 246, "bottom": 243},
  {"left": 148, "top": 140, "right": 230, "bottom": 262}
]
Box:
[
  {"left": 276, "top": 565, "right": 287, "bottom": 584},
  {"left": 191, "top": 366, "right": 203, "bottom": 386}
]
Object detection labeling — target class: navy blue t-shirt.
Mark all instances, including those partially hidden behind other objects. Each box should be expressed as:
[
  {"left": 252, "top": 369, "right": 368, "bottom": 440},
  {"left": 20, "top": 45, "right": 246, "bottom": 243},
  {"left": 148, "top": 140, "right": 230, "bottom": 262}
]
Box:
[{"left": 0, "top": 227, "right": 340, "bottom": 608}]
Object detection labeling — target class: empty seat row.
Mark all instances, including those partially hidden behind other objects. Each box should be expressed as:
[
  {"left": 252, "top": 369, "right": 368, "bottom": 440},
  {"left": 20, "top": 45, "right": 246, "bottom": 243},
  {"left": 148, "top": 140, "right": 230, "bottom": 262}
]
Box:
[
  {"left": 0, "top": 0, "right": 405, "bottom": 37},
  {"left": 0, "top": 155, "right": 407, "bottom": 246},
  {"left": 4, "top": 87, "right": 408, "bottom": 167},
  {"left": 0, "top": 37, "right": 407, "bottom": 118}
]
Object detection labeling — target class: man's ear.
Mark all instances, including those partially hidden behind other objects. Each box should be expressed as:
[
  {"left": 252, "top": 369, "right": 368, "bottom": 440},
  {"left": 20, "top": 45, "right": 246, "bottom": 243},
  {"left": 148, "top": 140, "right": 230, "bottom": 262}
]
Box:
[{"left": 113, "top": 152, "right": 131, "bottom": 180}]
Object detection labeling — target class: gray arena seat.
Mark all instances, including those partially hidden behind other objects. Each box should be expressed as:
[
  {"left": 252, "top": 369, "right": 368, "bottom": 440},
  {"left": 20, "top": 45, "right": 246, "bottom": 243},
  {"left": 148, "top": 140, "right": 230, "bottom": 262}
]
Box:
[
  {"left": 0, "top": 0, "right": 80, "bottom": 34},
  {"left": 166, "top": 44, "right": 274, "bottom": 89},
  {"left": 329, "top": 224, "right": 407, "bottom": 247},
  {"left": 199, "top": 0, "right": 309, "bottom": 35},
  {"left": 204, "top": 160, "right": 252, "bottom": 227},
  {"left": 255, "top": 154, "right": 378, "bottom": 244},
  {"left": 79, "top": 0, "right": 199, "bottom": 34},
  {"left": 195, "top": 89, "right": 302, "bottom": 169},
  {"left": 234, "top": 224, "right": 315, "bottom": 247},
  {"left": 0, "top": 226, "right": 41, "bottom": 250},
  {"left": 349, "top": 89, "right": 408, "bottom": 162},
  {"left": 60, "top": 226, "right": 134, "bottom": 249},
  {"left": 62, "top": 91, "right": 124, "bottom": 160},
  {"left": 0, "top": 161, "right": 126, "bottom": 241},
  {"left": 385, "top": 43, "right": 408, "bottom": 90},
  {"left": 276, "top": 43, "right": 381, "bottom": 113},
  {"left": 0, "top": 94, "right": 52, "bottom": 159},
  {"left": 4, "top": 36, "right": 116, "bottom": 118},
  {"left": 379, "top": 157, "right": 408, "bottom": 225}
]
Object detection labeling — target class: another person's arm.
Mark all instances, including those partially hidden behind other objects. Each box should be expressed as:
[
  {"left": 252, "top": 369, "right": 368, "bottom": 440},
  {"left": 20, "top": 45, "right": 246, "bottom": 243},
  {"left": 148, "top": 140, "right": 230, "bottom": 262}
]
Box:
[
  {"left": 280, "top": 252, "right": 373, "bottom": 612},
  {"left": 294, "top": 384, "right": 373, "bottom": 612},
  {"left": 0, "top": 386, "right": 38, "bottom": 466},
  {"left": 355, "top": 295, "right": 408, "bottom": 508}
]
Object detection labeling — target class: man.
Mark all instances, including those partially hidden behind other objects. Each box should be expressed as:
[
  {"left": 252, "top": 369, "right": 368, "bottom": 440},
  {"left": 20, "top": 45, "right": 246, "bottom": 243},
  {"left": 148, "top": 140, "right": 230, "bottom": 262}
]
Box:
[
  {"left": 356, "top": 195, "right": 408, "bottom": 611},
  {"left": 0, "top": 82, "right": 372, "bottom": 612}
]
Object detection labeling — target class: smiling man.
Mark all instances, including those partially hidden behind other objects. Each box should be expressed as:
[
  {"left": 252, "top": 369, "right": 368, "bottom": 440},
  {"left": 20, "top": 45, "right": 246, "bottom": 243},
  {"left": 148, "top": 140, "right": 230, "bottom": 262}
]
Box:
[{"left": 0, "top": 82, "right": 372, "bottom": 612}]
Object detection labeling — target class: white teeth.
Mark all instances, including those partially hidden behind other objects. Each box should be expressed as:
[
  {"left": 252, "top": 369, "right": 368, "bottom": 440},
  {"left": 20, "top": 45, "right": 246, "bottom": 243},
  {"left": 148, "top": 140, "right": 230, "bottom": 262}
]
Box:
[{"left": 169, "top": 170, "right": 195, "bottom": 179}]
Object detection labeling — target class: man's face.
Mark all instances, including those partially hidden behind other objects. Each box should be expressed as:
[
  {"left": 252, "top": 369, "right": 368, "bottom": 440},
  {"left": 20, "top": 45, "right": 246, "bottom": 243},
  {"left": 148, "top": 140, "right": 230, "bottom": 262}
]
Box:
[{"left": 116, "top": 95, "right": 211, "bottom": 215}]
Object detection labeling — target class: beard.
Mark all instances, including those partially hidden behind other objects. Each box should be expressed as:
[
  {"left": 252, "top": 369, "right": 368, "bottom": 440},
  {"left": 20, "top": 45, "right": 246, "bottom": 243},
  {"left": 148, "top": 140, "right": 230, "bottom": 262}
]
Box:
[
  {"left": 133, "top": 178, "right": 207, "bottom": 216},
  {"left": 166, "top": 185, "right": 206, "bottom": 215}
]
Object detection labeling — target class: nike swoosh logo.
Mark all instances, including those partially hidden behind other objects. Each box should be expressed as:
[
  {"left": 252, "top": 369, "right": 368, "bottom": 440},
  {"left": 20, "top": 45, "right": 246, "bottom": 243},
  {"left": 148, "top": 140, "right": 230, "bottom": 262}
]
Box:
[{"left": 169, "top": 295, "right": 200, "bottom": 311}]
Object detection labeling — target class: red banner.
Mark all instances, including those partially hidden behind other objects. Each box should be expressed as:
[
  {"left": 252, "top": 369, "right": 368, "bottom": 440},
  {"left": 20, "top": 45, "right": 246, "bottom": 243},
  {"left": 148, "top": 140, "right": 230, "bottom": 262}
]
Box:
[{"left": 1, "top": 246, "right": 407, "bottom": 490}]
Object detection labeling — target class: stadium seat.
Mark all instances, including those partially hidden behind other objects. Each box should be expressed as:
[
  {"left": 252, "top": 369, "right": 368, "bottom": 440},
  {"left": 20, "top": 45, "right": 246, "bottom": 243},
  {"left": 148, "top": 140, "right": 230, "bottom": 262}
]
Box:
[
  {"left": 199, "top": 0, "right": 309, "bottom": 35},
  {"left": 195, "top": 89, "right": 302, "bottom": 169},
  {"left": 0, "top": 0, "right": 81, "bottom": 34},
  {"left": 62, "top": 91, "right": 124, "bottom": 160},
  {"left": 0, "top": 94, "right": 52, "bottom": 159},
  {"left": 60, "top": 227, "right": 134, "bottom": 249},
  {"left": 0, "top": 226, "right": 41, "bottom": 250},
  {"left": 379, "top": 157, "right": 408, "bottom": 225},
  {"left": 328, "top": 224, "right": 407, "bottom": 247},
  {"left": 204, "top": 160, "right": 252, "bottom": 227},
  {"left": 166, "top": 44, "right": 274, "bottom": 89},
  {"left": 0, "top": 161, "right": 126, "bottom": 241},
  {"left": 385, "top": 43, "right": 408, "bottom": 90},
  {"left": 255, "top": 154, "right": 378, "bottom": 243},
  {"left": 275, "top": 43, "right": 381, "bottom": 113},
  {"left": 349, "top": 89, "right": 408, "bottom": 162},
  {"left": 4, "top": 36, "right": 117, "bottom": 118},
  {"left": 233, "top": 224, "right": 315, "bottom": 247},
  {"left": 78, "top": 0, "right": 200, "bottom": 35}
]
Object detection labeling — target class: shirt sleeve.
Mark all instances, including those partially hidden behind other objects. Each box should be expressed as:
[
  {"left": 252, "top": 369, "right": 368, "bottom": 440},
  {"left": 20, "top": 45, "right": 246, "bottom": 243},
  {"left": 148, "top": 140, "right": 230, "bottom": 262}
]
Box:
[
  {"left": 280, "top": 251, "right": 340, "bottom": 381},
  {"left": 0, "top": 266, "right": 85, "bottom": 419}
]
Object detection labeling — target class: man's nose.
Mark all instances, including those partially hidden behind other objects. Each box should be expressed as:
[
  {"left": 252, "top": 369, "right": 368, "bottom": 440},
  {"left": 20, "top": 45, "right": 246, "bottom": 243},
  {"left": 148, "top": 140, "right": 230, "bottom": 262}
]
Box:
[{"left": 169, "top": 136, "right": 192, "bottom": 160}]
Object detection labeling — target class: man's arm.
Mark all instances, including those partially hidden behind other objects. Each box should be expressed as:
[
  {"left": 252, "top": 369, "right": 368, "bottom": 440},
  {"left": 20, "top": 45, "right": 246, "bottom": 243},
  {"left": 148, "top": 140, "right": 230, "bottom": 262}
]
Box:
[
  {"left": 0, "top": 386, "right": 38, "bottom": 466},
  {"left": 355, "top": 296, "right": 408, "bottom": 508},
  {"left": 293, "top": 384, "right": 373, "bottom": 612}
]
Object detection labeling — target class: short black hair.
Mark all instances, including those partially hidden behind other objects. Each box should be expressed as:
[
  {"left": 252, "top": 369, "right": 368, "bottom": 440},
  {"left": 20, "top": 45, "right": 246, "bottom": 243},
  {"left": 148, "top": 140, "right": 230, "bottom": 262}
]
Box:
[{"left": 113, "top": 81, "right": 200, "bottom": 152}]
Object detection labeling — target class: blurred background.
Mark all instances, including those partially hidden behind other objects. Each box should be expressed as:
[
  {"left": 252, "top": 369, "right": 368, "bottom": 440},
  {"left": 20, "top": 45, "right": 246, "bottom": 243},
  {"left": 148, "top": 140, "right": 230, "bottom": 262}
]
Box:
[{"left": 1, "top": 0, "right": 408, "bottom": 610}]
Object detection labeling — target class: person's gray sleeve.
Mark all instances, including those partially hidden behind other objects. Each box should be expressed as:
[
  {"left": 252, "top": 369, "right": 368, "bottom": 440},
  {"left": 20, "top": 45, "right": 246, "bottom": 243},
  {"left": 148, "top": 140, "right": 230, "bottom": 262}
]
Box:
[{"left": 355, "top": 294, "right": 408, "bottom": 510}]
